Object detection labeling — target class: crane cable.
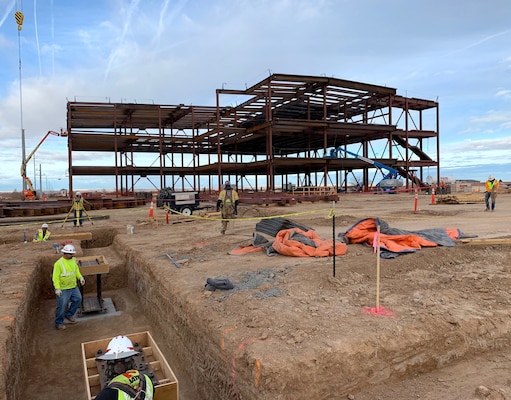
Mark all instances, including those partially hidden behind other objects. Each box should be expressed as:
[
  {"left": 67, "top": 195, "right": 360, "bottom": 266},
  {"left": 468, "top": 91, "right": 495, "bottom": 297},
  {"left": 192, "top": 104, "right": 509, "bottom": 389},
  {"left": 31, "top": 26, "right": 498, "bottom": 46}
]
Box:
[{"left": 15, "top": 0, "right": 26, "bottom": 191}]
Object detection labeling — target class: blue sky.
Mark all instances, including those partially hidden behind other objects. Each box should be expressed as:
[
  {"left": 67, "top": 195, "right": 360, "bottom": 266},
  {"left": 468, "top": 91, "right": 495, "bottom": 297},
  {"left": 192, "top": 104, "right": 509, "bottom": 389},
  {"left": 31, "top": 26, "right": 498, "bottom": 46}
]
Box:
[{"left": 0, "top": 0, "right": 510, "bottom": 192}]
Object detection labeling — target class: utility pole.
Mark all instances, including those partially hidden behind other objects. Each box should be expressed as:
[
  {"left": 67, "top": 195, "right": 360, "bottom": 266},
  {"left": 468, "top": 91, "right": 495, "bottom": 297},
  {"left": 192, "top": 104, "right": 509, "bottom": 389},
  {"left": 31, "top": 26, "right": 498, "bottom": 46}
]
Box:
[{"left": 39, "top": 163, "right": 42, "bottom": 194}]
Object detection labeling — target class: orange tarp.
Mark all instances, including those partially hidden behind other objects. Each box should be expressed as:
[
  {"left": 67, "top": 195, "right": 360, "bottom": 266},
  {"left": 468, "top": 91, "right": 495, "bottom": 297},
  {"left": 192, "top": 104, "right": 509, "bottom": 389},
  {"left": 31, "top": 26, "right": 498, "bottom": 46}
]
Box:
[
  {"left": 228, "top": 245, "right": 264, "bottom": 255},
  {"left": 344, "top": 218, "right": 460, "bottom": 253},
  {"left": 272, "top": 228, "right": 348, "bottom": 257}
]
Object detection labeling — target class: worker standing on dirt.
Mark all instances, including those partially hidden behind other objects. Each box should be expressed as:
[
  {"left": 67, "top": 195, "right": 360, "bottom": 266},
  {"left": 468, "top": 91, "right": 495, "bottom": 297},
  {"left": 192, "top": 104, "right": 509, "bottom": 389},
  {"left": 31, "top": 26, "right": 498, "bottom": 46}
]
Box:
[
  {"left": 217, "top": 181, "right": 239, "bottom": 235},
  {"left": 484, "top": 174, "right": 500, "bottom": 211},
  {"left": 95, "top": 369, "right": 155, "bottom": 400},
  {"left": 52, "top": 244, "right": 85, "bottom": 330},
  {"left": 71, "top": 191, "right": 89, "bottom": 227},
  {"left": 33, "top": 223, "right": 51, "bottom": 242}
]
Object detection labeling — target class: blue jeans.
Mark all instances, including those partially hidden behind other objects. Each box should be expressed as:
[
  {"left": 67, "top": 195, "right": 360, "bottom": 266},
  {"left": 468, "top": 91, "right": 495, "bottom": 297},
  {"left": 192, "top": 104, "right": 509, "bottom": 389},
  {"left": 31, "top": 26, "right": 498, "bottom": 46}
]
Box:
[
  {"left": 74, "top": 210, "right": 83, "bottom": 226},
  {"left": 484, "top": 192, "right": 495, "bottom": 210},
  {"left": 55, "top": 286, "right": 82, "bottom": 327}
]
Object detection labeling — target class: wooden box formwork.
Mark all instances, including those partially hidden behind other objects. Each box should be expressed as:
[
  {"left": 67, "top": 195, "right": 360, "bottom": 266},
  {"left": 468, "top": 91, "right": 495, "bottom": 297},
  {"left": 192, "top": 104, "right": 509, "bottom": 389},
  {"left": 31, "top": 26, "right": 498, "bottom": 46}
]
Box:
[
  {"left": 81, "top": 331, "right": 179, "bottom": 400},
  {"left": 76, "top": 255, "right": 109, "bottom": 276}
]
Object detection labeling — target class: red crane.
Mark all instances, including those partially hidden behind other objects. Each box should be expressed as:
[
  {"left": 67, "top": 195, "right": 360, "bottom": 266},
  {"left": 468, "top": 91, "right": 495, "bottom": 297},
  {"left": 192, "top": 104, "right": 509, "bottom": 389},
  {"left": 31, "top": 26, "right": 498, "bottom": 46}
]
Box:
[{"left": 20, "top": 129, "right": 68, "bottom": 200}]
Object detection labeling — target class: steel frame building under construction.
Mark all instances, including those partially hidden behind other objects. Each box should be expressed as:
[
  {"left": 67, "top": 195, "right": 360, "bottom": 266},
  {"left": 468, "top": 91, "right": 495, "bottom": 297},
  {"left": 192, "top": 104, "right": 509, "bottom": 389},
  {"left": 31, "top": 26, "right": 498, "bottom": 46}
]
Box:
[{"left": 66, "top": 73, "right": 439, "bottom": 195}]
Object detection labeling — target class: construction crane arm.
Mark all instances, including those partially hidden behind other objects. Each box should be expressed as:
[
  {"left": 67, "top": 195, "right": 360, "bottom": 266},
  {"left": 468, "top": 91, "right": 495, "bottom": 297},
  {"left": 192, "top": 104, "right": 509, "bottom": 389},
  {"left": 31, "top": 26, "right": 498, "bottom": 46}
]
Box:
[{"left": 20, "top": 130, "right": 68, "bottom": 199}]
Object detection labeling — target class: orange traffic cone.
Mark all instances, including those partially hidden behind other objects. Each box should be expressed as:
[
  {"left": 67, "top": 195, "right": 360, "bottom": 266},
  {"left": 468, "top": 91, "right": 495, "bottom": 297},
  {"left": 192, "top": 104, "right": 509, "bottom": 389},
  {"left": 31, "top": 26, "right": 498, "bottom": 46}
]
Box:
[{"left": 149, "top": 200, "right": 154, "bottom": 219}]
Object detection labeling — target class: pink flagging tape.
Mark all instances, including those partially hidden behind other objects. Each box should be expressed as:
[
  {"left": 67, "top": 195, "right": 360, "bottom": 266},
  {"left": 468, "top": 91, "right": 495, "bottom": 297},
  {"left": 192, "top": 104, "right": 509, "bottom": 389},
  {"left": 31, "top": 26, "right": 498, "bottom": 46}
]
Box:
[{"left": 361, "top": 306, "right": 395, "bottom": 317}]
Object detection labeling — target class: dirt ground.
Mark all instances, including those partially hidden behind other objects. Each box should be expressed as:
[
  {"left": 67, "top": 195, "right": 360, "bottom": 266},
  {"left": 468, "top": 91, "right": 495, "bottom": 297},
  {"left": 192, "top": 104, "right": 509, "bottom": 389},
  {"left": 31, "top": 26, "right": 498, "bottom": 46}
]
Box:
[{"left": 2, "top": 190, "right": 511, "bottom": 399}]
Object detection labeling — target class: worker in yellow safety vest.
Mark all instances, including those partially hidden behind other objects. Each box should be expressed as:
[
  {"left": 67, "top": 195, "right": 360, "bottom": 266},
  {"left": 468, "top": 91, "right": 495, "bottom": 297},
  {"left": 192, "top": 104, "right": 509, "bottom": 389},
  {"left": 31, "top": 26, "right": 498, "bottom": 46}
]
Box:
[
  {"left": 95, "top": 369, "right": 155, "bottom": 400},
  {"left": 52, "top": 244, "right": 85, "bottom": 330},
  {"left": 70, "top": 191, "right": 89, "bottom": 227},
  {"left": 33, "top": 223, "right": 51, "bottom": 242},
  {"left": 484, "top": 174, "right": 500, "bottom": 211},
  {"left": 216, "top": 181, "right": 239, "bottom": 235}
]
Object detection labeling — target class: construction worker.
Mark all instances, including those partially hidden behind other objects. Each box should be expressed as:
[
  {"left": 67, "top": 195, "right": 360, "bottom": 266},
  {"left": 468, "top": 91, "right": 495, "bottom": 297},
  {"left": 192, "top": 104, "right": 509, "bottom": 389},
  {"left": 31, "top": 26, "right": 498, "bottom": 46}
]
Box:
[
  {"left": 216, "top": 181, "right": 239, "bottom": 235},
  {"left": 95, "top": 336, "right": 155, "bottom": 400},
  {"left": 484, "top": 174, "right": 500, "bottom": 211},
  {"left": 52, "top": 244, "right": 85, "bottom": 330},
  {"left": 33, "top": 223, "right": 51, "bottom": 242},
  {"left": 71, "top": 191, "right": 89, "bottom": 227},
  {"left": 95, "top": 369, "right": 155, "bottom": 400}
]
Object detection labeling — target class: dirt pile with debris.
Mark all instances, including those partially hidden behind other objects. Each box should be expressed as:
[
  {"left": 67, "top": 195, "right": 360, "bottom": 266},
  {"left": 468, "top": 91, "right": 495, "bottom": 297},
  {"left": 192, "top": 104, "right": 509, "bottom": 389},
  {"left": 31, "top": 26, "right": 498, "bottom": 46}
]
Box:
[{"left": 1, "top": 192, "right": 511, "bottom": 400}]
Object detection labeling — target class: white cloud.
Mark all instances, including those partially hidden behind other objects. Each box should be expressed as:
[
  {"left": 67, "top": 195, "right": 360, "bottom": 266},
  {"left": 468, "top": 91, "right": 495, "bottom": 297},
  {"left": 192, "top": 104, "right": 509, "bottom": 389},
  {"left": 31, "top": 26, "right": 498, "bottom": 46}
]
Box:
[
  {"left": 441, "top": 137, "right": 511, "bottom": 169},
  {"left": 2, "top": 0, "right": 511, "bottom": 190},
  {"left": 496, "top": 89, "right": 511, "bottom": 99}
]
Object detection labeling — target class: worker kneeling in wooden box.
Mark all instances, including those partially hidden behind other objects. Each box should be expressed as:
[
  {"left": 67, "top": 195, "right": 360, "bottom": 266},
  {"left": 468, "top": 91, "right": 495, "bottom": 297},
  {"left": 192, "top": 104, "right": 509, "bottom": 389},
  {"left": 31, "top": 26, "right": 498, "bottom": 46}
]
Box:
[{"left": 82, "top": 331, "right": 178, "bottom": 400}]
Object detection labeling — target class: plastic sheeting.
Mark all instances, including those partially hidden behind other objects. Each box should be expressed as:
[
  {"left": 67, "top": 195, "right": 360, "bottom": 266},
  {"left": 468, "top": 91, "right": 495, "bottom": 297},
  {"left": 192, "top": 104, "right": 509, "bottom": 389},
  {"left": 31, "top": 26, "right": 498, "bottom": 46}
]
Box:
[
  {"left": 342, "top": 217, "right": 465, "bottom": 258},
  {"left": 230, "top": 228, "right": 347, "bottom": 257},
  {"left": 272, "top": 228, "right": 348, "bottom": 257},
  {"left": 255, "top": 217, "right": 313, "bottom": 237}
]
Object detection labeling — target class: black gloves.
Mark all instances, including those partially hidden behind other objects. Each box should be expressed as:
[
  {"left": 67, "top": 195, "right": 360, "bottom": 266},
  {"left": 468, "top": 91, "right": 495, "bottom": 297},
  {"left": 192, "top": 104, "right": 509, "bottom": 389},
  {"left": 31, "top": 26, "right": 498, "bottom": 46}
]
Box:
[
  {"left": 216, "top": 199, "right": 222, "bottom": 212},
  {"left": 234, "top": 200, "right": 239, "bottom": 216}
]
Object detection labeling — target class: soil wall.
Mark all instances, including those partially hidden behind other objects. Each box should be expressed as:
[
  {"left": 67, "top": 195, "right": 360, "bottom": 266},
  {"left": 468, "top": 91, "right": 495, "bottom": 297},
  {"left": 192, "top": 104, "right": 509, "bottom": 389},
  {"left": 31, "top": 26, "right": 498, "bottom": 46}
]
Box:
[{"left": 121, "top": 236, "right": 248, "bottom": 399}]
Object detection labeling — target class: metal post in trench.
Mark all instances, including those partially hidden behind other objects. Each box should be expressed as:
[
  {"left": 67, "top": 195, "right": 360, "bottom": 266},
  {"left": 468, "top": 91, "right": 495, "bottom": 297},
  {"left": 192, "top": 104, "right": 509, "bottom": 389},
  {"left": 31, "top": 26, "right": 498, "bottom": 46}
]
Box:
[{"left": 332, "top": 201, "right": 336, "bottom": 277}]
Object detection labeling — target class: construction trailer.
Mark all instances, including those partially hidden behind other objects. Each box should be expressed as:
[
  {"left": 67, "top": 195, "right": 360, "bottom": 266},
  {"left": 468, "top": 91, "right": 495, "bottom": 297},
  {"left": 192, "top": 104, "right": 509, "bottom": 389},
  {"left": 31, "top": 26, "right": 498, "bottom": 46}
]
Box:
[
  {"left": 65, "top": 73, "right": 439, "bottom": 195},
  {"left": 155, "top": 189, "right": 200, "bottom": 215}
]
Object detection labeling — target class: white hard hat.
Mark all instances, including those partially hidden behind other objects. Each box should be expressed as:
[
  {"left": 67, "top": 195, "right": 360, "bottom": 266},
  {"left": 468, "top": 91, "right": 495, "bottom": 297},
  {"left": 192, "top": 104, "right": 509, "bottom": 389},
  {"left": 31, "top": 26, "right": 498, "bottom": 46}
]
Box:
[
  {"left": 76, "top": 192, "right": 82, "bottom": 196},
  {"left": 61, "top": 244, "right": 76, "bottom": 254},
  {"left": 96, "top": 336, "right": 139, "bottom": 360},
  {"left": 488, "top": 174, "right": 494, "bottom": 180},
  {"left": 41, "top": 223, "right": 49, "bottom": 229}
]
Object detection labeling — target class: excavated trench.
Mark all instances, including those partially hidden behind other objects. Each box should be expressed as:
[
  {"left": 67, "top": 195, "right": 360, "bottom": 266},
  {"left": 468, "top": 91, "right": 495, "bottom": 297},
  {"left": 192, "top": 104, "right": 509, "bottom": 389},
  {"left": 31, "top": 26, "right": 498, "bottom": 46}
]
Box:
[
  {"left": 4, "top": 225, "right": 232, "bottom": 400},
  {"left": 3, "top": 220, "right": 511, "bottom": 399},
  {"left": 1, "top": 227, "right": 202, "bottom": 400}
]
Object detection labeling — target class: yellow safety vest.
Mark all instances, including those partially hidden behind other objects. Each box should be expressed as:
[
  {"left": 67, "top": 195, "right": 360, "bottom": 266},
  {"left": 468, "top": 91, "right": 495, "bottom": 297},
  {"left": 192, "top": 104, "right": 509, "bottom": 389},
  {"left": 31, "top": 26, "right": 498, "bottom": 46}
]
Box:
[
  {"left": 73, "top": 197, "right": 85, "bottom": 211},
  {"left": 108, "top": 370, "right": 154, "bottom": 400},
  {"left": 218, "top": 189, "right": 239, "bottom": 204},
  {"left": 33, "top": 228, "right": 51, "bottom": 242},
  {"left": 52, "top": 257, "right": 83, "bottom": 290},
  {"left": 486, "top": 180, "right": 499, "bottom": 192}
]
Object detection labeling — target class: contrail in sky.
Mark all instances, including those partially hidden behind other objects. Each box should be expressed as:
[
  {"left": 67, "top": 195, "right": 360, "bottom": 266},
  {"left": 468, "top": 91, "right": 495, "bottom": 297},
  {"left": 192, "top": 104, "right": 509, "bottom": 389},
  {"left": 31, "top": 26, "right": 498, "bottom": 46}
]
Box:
[
  {"left": 104, "top": 0, "right": 141, "bottom": 80},
  {"left": 33, "top": 0, "right": 42, "bottom": 76},
  {"left": 154, "top": 0, "right": 171, "bottom": 43},
  {"left": 51, "top": 0, "right": 55, "bottom": 77},
  {"left": 0, "top": 0, "right": 16, "bottom": 28},
  {"left": 152, "top": 0, "right": 188, "bottom": 46},
  {"left": 466, "top": 29, "right": 511, "bottom": 49},
  {"left": 446, "top": 28, "right": 511, "bottom": 58}
]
